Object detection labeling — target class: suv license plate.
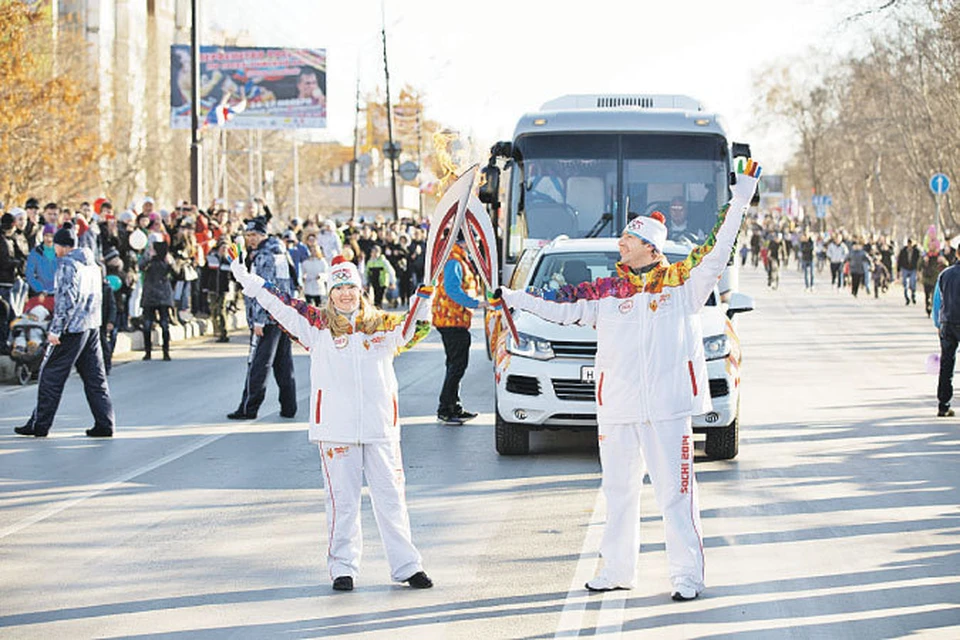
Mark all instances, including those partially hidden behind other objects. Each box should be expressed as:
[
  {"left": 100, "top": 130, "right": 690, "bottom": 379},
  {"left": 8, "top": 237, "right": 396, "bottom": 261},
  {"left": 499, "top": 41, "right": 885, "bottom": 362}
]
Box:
[{"left": 580, "top": 366, "right": 596, "bottom": 383}]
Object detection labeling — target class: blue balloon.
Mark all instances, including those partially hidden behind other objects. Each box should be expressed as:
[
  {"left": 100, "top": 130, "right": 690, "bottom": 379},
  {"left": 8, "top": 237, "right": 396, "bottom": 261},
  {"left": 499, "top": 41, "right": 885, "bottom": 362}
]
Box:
[{"left": 106, "top": 274, "right": 122, "bottom": 292}]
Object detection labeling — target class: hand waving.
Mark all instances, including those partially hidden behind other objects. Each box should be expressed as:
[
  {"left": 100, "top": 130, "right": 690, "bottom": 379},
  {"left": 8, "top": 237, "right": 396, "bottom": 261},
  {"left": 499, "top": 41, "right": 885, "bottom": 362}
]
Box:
[{"left": 732, "top": 158, "right": 762, "bottom": 204}]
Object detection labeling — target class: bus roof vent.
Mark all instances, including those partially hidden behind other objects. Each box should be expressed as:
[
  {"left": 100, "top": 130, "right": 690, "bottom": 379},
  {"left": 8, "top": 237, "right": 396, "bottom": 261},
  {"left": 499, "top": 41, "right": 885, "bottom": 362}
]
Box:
[{"left": 540, "top": 94, "right": 704, "bottom": 112}]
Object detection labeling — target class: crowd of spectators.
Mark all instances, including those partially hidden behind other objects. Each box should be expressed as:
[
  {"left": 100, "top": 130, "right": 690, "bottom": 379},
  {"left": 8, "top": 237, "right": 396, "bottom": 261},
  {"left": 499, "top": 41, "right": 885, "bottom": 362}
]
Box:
[
  {"left": 742, "top": 211, "right": 956, "bottom": 316},
  {"left": 1, "top": 194, "right": 430, "bottom": 366}
]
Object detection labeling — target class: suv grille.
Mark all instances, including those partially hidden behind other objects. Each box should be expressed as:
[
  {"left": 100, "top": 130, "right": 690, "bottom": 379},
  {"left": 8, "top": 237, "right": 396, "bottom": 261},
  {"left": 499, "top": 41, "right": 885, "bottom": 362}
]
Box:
[
  {"left": 551, "top": 341, "right": 597, "bottom": 358},
  {"left": 552, "top": 379, "right": 596, "bottom": 402},
  {"left": 709, "top": 379, "right": 729, "bottom": 397},
  {"left": 506, "top": 375, "right": 541, "bottom": 396}
]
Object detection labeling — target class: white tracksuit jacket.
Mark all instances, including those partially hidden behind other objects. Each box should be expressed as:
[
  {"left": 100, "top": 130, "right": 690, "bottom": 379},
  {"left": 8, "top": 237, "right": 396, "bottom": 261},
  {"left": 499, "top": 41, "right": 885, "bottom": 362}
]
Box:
[
  {"left": 501, "top": 195, "right": 751, "bottom": 424},
  {"left": 242, "top": 281, "right": 432, "bottom": 444}
]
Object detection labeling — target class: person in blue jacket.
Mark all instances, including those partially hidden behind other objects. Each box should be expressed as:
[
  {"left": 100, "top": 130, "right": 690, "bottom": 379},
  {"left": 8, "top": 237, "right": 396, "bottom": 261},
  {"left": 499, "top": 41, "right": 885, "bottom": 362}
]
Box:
[
  {"left": 932, "top": 260, "right": 960, "bottom": 417},
  {"left": 15, "top": 223, "right": 115, "bottom": 437},
  {"left": 25, "top": 224, "right": 58, "bottom": 296}
]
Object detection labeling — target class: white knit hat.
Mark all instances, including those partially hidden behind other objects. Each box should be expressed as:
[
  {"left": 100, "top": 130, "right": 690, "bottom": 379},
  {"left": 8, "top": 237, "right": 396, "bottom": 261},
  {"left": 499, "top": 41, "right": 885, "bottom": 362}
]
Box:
[
  {"left": 623, "top": 211, "right": 668, "bottom": 252},
  {"left": 329, "top": 256, "right": 362, "bottom": 288}
]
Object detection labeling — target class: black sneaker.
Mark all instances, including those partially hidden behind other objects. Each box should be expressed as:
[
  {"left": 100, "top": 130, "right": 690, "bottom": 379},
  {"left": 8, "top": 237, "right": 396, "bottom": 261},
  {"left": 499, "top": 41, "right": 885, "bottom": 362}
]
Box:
[
  {"left": 280, "top": 410, "right": 297, "bottom": 419},
  {"left": 457, "top": 409, "right": 478, "bottom": 422},
  {"left": 14, "top": 425, "right": 46, "bottom": 438},
  {"left": 937, "top": 408, "right": 955, "bottom": 417},
  {"left": 332, "top": 576, "right": 354, "bottom": 591},
  {"left": 437, "top": 413, "right": 463, "bottom": 426},
  {"left": 404, "top": 571, "right": 433, "bottom": 589},
  {"left": 85, "top": 427, "right": 114, "bottom": 438},
  {"left": 227, "top": 410, "right": 257, "bottom": 420}
]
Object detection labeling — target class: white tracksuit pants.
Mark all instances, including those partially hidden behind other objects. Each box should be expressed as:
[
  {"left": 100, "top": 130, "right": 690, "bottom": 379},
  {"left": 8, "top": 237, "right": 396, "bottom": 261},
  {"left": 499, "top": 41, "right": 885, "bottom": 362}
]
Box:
[
  {"left": 597, "top": 417, "right": 705, "bottom": 591},
  {"left": 318, "top": 440, "right": 423, "bottom": 582}
]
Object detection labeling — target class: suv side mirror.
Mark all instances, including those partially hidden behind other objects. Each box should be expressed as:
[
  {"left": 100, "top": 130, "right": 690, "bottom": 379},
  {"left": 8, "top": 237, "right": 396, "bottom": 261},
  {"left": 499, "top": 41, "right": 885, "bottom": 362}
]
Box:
[
  {"left": 726, "top": 291, "right": 754, "bottom": 319},
  {"left": 478, "top": 163, "right": 501, "bottom": 207}
]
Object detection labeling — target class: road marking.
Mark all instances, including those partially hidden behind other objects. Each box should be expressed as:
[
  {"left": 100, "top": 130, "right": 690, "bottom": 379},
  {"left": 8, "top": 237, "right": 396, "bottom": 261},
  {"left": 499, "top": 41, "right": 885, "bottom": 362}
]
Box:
[
  {"left": 595, "top": 588, "right": 628, "bottom": 637},
  {"left": 554, "top": 489, "right": 606, "bottom": 638},
  {"left": 0, "top": 433, "right": 224, "bottom": 541}
]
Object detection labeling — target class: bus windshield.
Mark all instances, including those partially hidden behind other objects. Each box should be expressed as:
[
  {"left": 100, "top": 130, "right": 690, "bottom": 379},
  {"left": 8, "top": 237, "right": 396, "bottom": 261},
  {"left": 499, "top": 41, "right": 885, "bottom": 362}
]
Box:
[{"left": 507, "top": 133, "right": 729, "bottom": 258}]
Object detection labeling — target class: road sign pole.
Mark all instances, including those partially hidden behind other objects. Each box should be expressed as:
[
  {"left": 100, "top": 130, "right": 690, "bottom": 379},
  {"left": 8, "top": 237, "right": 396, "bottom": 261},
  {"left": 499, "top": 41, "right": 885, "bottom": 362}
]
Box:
[{"left": 936, "top": 194, "right": 941, "bottom": 242}]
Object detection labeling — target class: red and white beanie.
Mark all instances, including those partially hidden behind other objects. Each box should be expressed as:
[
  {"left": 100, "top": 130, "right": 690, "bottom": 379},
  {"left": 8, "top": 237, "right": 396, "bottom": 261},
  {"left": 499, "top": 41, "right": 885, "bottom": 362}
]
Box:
[
  {"left": 330, "top": 255, "right": 362, "bottom": 288},
  {"left": 623, "top": 211, "right": 667, "bottom": 252}
]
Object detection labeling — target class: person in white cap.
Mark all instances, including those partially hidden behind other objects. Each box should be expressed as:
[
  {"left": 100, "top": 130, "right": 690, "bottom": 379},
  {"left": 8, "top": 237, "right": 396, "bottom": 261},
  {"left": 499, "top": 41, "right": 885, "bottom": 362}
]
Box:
[
  {"left": 229, "top": 252, "right": 436, "bottom": 593},
  {"left": 496, "top": 159, "right": 762, "bottom": 601}
]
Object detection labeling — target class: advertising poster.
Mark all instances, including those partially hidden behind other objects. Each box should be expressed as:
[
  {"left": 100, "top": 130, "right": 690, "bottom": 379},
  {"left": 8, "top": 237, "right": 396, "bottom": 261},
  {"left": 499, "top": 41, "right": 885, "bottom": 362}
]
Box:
[{"left": 171, "top": 45, "right": 326, "bottom": 130}]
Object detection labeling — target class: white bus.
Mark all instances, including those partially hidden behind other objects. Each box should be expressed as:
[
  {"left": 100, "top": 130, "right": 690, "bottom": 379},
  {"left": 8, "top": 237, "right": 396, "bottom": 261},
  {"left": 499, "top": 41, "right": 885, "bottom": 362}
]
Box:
[{"left": 478, "top": 93, "right": 759, "bottom": 293}]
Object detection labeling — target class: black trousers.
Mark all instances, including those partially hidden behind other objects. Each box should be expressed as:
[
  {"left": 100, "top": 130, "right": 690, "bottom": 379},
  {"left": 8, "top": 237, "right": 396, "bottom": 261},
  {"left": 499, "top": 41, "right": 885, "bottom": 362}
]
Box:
[
  {"left": 142, "top": 305, "right": 171, "bottom": 355},
  {"left": 100, "top": 325, "right": 117, "bottom": 374},
  {"left": 237, "top": 324, "right": 297, "bottom": 416},
  {"left": 938, "top": 322, "right": 960, "bottom": 412},
  {"left": 851, "top": 272, "right": 864, "bottom": 296},
  {"left": 25, "top": 328, "right": 115, "bottom": 435},
  {"left": 437, "top": 326, "right": 471, "bottom": 414}
]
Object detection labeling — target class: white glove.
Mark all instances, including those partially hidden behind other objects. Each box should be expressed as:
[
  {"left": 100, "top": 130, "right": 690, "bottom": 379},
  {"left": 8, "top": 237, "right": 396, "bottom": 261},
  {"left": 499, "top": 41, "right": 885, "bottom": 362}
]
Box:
[
  {"left": 229, "top": 255, "right": 264, "bottom": 293},
  {"left": 731, "top": 158, "right": 762, "bottom": 207}
]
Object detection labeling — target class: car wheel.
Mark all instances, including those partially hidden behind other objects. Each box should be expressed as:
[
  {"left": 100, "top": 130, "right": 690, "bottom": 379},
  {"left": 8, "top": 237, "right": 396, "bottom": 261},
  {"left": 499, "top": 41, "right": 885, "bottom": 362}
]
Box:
[
  {"left": 495, "top": 413, "right": 530, "bottom": 455},
  {"left": 704, "top": 418, "right": 738, "bottom": 460}
]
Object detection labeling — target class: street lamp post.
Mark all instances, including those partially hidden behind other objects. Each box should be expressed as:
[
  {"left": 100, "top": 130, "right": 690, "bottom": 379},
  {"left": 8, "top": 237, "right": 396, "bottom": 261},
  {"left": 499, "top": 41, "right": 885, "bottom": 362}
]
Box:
[
  {"left": 381, "top": 1, "right": 399, "bottom": 221},
  {"left": 190, "top": 0, "right": 202, "bottom": 206}
]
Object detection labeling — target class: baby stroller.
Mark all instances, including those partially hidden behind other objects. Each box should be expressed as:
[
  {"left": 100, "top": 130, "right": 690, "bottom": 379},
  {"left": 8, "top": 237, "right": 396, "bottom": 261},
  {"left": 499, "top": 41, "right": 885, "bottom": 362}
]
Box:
[{"left": 7, "top": 297, "right": 53, "bottom": 385}]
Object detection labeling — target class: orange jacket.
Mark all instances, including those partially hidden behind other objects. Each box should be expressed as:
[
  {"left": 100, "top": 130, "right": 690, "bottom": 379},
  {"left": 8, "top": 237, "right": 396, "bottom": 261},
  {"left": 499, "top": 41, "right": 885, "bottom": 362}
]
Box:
[{"left": 432, "top": 245, "right": 478, "bottom": 328}]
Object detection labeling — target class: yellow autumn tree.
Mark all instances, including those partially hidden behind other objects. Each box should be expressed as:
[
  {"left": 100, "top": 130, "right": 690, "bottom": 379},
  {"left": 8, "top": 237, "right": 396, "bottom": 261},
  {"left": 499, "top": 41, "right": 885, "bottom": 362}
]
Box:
[{"left": 0, "top": 3, "right": 109, "bottom": 206}]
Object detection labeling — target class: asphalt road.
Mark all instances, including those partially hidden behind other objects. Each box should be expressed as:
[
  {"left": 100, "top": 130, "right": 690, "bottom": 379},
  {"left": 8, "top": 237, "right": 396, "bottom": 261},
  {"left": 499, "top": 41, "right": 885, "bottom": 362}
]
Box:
[{"left": 1, "top": 263, "right": 958, "bottom": 639}]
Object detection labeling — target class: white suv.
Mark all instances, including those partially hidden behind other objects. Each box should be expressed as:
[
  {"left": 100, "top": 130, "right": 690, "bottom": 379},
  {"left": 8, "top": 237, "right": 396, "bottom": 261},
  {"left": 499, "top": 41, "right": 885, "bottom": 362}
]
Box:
[{"left": 493, "top": 237, "right": 754, "bottom": 458}]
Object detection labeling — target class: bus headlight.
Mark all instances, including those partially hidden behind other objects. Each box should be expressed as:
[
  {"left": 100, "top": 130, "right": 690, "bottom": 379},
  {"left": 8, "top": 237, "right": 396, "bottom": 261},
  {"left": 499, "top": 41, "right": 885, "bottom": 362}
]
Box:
[{"left": 508, "top": 332, "right": 555, "bottom": 360}]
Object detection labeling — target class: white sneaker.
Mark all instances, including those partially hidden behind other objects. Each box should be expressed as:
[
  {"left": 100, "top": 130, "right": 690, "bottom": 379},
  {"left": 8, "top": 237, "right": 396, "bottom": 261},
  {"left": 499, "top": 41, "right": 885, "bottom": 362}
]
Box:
[
  {"left": 585, "top": 575, "right": 633, "bottom": 592},
  {"left": 671, "top": 583, "right": 701, "bottom": 601}
]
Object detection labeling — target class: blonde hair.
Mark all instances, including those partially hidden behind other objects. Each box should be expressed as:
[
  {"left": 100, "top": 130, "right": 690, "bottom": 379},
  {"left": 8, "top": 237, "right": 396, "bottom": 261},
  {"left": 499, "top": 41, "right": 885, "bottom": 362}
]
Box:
[{"left": 322, "top": 288, "right": 393, "bottom": 337}]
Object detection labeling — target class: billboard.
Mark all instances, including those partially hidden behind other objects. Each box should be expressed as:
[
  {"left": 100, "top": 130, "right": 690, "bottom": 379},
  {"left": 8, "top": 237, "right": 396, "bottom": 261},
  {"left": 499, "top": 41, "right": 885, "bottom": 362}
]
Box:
[{"left": 171, "top": 45, "right": 326, "bottom": 130}]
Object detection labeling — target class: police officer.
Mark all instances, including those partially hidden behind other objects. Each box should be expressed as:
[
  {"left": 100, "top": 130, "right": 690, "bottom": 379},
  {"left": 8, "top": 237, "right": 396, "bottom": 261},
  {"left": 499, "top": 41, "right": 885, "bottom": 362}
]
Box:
[
  {"left": 227, "top": 216, "right": 298, "bottom": 420},
  {"left": 15, "top": 223, "right": 116, "bottom": 437}
]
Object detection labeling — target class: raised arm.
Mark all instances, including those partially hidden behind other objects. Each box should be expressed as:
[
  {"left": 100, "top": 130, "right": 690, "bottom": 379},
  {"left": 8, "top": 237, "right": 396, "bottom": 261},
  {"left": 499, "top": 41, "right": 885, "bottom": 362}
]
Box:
[
  {"left": 499, "top": 282, "right": 600, "bottom": 328},
  {"left": 675, "top": 159, "right": 761, "bottom": 311},
  {"left": 229, "top": 249, "right": 323, "bottom": 349}
]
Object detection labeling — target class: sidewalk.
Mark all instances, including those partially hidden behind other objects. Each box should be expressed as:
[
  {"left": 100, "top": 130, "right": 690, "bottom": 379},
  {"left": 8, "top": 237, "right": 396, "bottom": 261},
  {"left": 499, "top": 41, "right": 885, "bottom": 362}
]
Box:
[{"left": 0, "top": 310, "right": 248, "bottom": 385}]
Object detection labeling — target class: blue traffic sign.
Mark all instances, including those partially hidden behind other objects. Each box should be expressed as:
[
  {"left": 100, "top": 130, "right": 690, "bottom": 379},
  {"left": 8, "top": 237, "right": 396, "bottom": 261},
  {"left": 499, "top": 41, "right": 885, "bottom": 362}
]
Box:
[{"left": 930, "top": 173, "right": 950, "bottom": 195}]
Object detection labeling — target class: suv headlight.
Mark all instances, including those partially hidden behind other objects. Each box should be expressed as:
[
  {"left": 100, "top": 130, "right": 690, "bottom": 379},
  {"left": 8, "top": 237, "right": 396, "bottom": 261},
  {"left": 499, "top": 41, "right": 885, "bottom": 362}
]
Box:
[
  {"left": 508, "top": 332, "right": 555, "bottom": 360},
  {"left": 703, "top": 334, "right": 730, "bottom": 361}
]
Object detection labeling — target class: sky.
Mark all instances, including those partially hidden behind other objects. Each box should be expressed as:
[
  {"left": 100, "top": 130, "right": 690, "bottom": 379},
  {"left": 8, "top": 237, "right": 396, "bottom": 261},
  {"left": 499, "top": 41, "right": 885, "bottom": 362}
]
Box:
[{"left": 204, "top": 0, "right": 899, "bottom": 172}]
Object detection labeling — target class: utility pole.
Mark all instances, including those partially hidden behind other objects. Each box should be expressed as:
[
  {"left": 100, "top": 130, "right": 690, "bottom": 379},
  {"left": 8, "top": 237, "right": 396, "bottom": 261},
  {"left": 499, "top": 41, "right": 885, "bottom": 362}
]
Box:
[
  {"left": 416, "top": 107, "right": 424, "bottom": 220},
  {"left": 381, "top": 1, "right": 399, "bottom": 221},
  {"left": 351, "top": 72, "right": 361, "bottom": 222},
  {"left": 190, "top": 0, "right": 202, "bottom": 206}
]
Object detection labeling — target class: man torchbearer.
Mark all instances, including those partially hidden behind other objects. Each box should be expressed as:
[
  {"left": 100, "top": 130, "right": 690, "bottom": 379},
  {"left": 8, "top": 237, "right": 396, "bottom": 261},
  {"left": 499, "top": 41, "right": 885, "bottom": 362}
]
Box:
[{"left": 498, "top": 159, "right": 762, "bottom": 601}]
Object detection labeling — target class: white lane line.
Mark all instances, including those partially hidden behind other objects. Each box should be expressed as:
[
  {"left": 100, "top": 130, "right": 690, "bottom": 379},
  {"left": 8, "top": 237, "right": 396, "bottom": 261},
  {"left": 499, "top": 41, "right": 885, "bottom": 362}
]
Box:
[
  {"left": 554, "top": 489, "right": 606, "bottom": 638},
  {"left": 0, "top": 433, "right": 224, "bottom": 541},
  {"left": 595, "top": 588, "right": 628, "bottom": 637}
]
